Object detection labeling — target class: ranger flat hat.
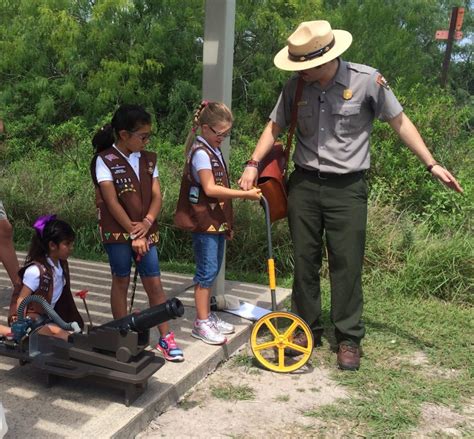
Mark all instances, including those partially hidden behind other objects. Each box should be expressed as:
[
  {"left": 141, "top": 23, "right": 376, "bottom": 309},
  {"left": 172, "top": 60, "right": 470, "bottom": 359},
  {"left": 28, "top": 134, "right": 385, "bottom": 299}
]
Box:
[{"left": 274, "top": 20, "right": 352, "bottom": 71}]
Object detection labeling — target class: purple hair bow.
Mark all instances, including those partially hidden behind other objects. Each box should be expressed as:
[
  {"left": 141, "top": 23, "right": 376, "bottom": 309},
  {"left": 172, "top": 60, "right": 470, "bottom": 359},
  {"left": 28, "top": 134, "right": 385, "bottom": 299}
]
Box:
[{"left": 33, "top": 214, "right": 56, "bottom": 237}]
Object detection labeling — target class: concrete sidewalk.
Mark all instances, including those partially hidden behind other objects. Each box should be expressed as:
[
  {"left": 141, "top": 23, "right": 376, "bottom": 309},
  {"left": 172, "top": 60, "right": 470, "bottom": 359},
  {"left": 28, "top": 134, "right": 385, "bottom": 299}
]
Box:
[{"left": 0, "top": 253, "right": 291, "bottom": 438}]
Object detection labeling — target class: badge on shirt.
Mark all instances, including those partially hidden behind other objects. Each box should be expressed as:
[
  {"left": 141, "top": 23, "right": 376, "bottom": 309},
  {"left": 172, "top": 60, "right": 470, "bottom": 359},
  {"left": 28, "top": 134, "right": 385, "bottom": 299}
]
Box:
[
  {"left": 343, "top": 89, "right": 353, "bottom": 100},
  {"left": 117, "top": 178, "right": 136, "bottom": 196},
  {"left": 111, "top": 164, "right": 126, "bottom": 175},
  {"left": 376, "top": 73, "right": 390, "bottom": 90}
]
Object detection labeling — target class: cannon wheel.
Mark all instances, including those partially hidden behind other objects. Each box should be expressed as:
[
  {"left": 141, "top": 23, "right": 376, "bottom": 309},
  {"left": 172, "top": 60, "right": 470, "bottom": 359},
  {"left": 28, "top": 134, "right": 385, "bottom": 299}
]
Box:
[{"left": 250, "top": 311, "right": 313, "bottom": 373}]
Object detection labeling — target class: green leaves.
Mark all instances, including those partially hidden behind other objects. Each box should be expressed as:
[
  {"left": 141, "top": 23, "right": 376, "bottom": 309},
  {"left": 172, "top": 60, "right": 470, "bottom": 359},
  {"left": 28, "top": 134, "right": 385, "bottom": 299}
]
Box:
[{"left": 0, "top": 0, "right": 204, "bottom": 132}]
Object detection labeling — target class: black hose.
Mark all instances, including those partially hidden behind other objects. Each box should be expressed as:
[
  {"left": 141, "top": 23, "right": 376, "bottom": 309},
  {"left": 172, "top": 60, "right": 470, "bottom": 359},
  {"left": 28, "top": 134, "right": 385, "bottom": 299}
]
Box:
[{"left": 17, "top": 295, "right": 81, "bottom": 333}]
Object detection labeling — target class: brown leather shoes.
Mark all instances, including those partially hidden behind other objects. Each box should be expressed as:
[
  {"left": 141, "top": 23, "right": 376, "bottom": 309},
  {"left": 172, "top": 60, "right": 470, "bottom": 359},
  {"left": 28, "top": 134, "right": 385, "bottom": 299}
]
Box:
[{"left": 337, "top": 342, "right": 361, "bottom": 371}]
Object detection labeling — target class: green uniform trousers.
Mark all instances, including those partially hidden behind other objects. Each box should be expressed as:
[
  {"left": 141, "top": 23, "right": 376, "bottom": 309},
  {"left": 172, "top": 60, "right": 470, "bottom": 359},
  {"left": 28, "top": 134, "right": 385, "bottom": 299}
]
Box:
[{"left": 287, "top": 166, "right": 367, "bottom": 345}]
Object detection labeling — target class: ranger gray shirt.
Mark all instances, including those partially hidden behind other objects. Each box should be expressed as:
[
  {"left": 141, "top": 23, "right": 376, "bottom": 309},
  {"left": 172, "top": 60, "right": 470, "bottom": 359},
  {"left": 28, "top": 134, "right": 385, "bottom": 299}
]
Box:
[{"left": 269, "top": 59, "right": 403, "bottom": 173}]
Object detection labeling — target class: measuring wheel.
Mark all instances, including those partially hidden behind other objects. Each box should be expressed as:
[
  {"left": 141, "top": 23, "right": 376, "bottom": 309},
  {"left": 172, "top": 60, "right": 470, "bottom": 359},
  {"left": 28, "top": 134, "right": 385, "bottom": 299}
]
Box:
[
  {"left": 251, "top": 196, "right": 314, "bottom": 372},
  {"left": 250, "top": 311, "right": 313, "bottom": 372}
]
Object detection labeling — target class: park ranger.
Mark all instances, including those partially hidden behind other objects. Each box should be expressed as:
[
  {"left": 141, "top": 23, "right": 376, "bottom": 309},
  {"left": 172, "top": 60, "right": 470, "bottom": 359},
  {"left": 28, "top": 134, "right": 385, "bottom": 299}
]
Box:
[{"left": 239, "top": 20, "right": 462, "bottom": 371}]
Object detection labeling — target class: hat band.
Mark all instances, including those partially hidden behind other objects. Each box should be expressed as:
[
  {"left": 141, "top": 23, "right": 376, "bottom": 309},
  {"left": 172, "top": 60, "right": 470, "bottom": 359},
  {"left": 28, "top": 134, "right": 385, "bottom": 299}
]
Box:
[{"left": 288, "top": 37, "right": 335, "bottom": 62}]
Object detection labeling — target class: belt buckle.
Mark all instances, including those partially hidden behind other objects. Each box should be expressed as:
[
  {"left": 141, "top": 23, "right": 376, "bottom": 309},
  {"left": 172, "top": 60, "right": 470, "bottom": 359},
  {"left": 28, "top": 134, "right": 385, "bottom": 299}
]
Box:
[{"left": 317, "top": 170, "right": 327, "bottom": 180}]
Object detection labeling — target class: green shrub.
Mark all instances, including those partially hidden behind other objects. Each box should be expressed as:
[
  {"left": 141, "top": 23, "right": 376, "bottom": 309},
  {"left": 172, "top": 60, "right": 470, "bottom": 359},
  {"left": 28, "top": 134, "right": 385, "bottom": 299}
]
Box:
[
  {"left": 386, "top": 232, "right": 473, "bottom": 305},
  {"left": 369, "top": 83, "right": 473, "bottom": 232},
  {"left": 365, "top": 201, "right": 473, "bottom": 305}
]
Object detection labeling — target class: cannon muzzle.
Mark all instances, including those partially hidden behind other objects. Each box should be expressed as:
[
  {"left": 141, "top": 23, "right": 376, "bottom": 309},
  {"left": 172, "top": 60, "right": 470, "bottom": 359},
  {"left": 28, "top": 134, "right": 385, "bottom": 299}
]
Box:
[{"left": 100, "top": 298, "right": 184, "bottom": 333}]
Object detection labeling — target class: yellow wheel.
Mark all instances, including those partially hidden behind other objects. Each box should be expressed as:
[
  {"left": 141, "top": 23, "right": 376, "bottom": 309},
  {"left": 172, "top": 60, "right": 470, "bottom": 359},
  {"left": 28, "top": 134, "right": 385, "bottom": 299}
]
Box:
[{"left": 250, "top": 311, "right": 313, "bottom": 373}]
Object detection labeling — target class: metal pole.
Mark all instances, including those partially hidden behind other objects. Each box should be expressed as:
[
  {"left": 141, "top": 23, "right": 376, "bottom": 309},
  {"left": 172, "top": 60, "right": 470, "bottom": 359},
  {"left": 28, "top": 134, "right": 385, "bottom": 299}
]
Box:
[
  {"left": 440, "top": 7, "right": 459, "bottom": 88},
  {"left": 202, "top": 0, "right": 236, "bottom": 296}
]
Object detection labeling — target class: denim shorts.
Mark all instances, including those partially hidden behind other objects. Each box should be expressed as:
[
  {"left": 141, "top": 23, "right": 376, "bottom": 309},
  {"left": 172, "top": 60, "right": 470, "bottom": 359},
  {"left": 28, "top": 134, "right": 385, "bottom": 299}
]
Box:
[
  {"left": 104, "top": 243, "right": 161, "bottom": 277},
  {"left": 192, "top": 233, "right": 225, "bottom": 288}
]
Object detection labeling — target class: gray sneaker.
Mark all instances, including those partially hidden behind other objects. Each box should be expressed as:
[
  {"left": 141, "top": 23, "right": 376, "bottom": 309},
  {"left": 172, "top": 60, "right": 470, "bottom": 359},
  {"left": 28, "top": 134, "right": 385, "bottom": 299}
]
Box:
[
  {"left": 209, "top": 312, "right": 235, "bottom": 335},
  {"left": 192, "top": 319, "right": 227, "bottom": 345}
]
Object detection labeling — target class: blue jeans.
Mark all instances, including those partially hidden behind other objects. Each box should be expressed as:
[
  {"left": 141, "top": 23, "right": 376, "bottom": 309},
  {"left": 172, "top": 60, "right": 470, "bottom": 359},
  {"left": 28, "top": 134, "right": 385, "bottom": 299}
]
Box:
[
  {"left": 104, "top": 243, "right": 161, "bottom": 277},
  {"left": 192, "top": 233, "right": 225, "bottom": 288}
]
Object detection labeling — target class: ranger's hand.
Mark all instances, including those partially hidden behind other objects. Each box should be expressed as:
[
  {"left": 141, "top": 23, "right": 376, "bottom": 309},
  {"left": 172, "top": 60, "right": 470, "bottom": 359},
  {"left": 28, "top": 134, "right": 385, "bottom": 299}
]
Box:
[
  {"left": 431, "top": 165, "right": 463, "bottom": 193},
  {"left": 238, "top": 166, "right": 259, "bottom": 191}
]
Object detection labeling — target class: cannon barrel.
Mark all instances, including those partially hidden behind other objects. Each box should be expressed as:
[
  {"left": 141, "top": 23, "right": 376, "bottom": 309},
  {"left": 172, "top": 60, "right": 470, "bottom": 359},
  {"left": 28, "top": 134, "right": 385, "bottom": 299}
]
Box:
[{"left": 100, "top": 298, "right": 184, "bottom": 333}]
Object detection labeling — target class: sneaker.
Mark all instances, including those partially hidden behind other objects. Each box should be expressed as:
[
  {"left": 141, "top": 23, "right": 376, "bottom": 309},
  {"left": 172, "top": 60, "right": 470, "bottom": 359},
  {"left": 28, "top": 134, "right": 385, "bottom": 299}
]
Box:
[
  {"left": 156, "top": 331, "right": 184, "bottom": 362},
  {"left": 209, "top": 312, "right": 235, "bottom": 335},
  {"left": 191, "top": 319, "right": 227, "bottom": 345}
]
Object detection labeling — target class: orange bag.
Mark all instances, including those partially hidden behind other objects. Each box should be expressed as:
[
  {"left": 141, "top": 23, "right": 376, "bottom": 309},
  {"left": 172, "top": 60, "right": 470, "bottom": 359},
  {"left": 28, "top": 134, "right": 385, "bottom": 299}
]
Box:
[
  {"left": 257, "top": 142, "right": 288, "bottom": 222},
  {"left": 257, "top": 78, "right": 304, "bottom": 222}
]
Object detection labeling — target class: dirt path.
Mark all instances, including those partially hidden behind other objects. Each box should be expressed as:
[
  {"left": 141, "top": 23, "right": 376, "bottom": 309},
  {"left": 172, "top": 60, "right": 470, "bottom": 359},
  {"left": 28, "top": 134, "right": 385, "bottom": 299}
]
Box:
[
  {"left": 136, "top": 345, "right": 350, "bottom": 438},
  {"left": 137, "top": 344, "right": 473, "bottom": 438}
]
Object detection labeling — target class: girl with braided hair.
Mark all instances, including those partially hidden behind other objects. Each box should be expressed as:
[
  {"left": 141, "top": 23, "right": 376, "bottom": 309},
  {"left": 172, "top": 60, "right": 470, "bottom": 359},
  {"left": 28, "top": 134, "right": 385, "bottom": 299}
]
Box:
[{"left": 174, "top": 101, "right": 261, "bottom": 345}]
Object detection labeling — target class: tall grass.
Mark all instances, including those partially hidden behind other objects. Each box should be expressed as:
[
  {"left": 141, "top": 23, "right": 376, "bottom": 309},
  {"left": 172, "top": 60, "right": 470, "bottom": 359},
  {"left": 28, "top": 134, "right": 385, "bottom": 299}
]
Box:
[{"left": 365, "top": 200, "right": 472, "bottom": 305}]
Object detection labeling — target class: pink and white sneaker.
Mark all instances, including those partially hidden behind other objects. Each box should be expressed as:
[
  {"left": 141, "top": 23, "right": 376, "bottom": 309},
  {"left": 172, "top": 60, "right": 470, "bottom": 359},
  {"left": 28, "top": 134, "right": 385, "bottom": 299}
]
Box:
[{"left": 156, "top": 331, "right": 184, "bottom": 362}]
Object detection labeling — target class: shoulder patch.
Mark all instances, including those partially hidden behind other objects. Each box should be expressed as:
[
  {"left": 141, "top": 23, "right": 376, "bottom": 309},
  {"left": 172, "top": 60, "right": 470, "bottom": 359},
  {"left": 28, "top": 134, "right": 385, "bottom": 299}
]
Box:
[{"left": 376, "top": 73, "right": 390, "bottom": 90}]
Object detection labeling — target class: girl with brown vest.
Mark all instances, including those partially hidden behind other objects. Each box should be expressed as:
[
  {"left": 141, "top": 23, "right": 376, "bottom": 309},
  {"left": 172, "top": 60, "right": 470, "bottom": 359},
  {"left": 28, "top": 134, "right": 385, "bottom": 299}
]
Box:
[
  {"left": 91, "top": 104, "right": 183, "bottom": 362},
  {"left": 1, "top": 216, "right": 84, "bottom": 340},
  {"left": 174, "top": 102, "right": 261, "bottom": 345}
]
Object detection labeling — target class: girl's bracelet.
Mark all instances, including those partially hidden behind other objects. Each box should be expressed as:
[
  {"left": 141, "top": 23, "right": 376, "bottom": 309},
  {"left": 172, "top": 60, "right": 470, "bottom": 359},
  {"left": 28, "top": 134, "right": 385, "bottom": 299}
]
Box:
[{"left": 143, "top": 216, "right": 154, "bottom": 227}]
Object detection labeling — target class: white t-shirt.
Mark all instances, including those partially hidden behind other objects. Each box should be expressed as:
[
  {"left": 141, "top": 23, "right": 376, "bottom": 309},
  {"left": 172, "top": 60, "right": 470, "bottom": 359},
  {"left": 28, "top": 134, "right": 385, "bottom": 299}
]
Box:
[
  {"left": 191, "top": 136, "right": 225, "bottom": 184},
  {"left": 95, "top": 144, "right": 159, "bottom": 183},
  {"left": 23, "top": 258, "right": 66, "bottom": 308}
]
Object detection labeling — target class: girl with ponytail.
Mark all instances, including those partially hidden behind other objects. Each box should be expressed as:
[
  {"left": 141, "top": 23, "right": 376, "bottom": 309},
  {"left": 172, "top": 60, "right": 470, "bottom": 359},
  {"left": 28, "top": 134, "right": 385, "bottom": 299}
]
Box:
[
  {"left": 91, "top": 104, "right": 184, "bottom": 362},
  {"left": 2, "top": 215, "right": 83, "bottom": 340},
  {"left": 174, "top": 101, "right": 261, "bottom": 345}
]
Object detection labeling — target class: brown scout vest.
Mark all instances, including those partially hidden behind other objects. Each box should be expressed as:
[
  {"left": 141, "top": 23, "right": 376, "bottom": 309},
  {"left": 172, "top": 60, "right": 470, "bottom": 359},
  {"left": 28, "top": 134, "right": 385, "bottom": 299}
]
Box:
[
  {"left": 174, "top": 141, "right": 233, "bottom": 237},
  {"left": 8, "top": 260, "right": 84, "bottom": 329},
  {"left": 90, "top": 146, "right": 159, "bottom": 245}
]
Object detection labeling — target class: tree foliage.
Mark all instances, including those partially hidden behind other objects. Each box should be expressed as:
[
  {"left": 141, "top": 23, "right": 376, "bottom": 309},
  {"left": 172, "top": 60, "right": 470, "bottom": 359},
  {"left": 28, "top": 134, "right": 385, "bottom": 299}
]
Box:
[
  {"left": 0, "top": 0, "right": 471, "bottom": 139},
  {"left": 0, "top": 0, "right": 471, "bottom": 283}
]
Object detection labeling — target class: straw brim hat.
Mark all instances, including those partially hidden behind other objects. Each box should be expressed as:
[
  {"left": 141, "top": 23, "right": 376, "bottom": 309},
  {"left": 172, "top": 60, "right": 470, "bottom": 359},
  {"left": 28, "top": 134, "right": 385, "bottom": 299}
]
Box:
[{"left": 274, "top": 20, "right": 352, "bottom": 71}]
